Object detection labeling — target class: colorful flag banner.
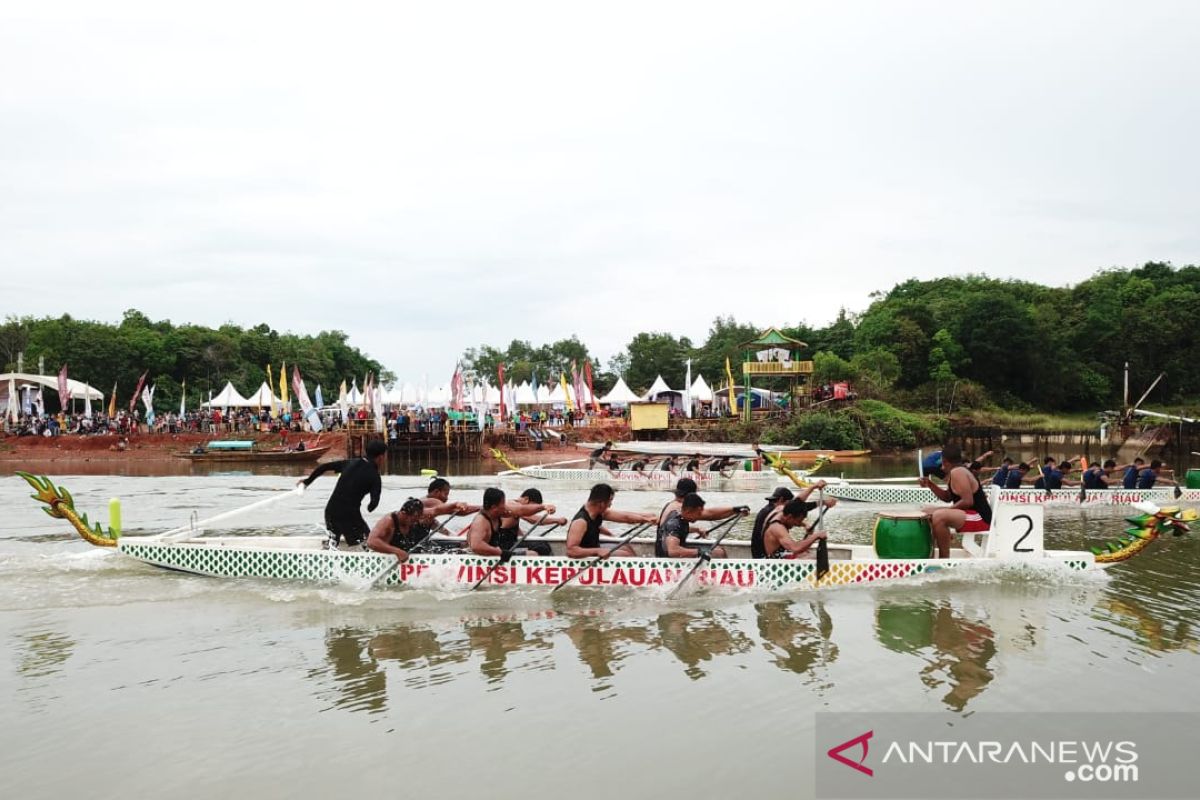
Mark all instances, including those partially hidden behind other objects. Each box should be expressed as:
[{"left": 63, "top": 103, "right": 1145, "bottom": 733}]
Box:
[
  {"left": 560, "top": 372, "right": 574, "bottom": 411},
  {"left": 84, "top": 385, "right": 93, "bottom": 419},
  {"left": 180, "top": 381, "right": 186, "bottom": 417},
  {"left": 725, "top": 357, "right": 737, "bottom": 414},
  {"left": 315, "top": 385, "right": 324, "bottom": 409},
  {"left": 292, "top": 366, "right": 323, "bottom": 432},
  {"left": 108, "top": 382, "right": 117, "bottom": 417},
  {"left": 280, "top": 362, "right": 289, "bottom": 410},
  {"left": 130, "top": 371, "right": 148, "bottom": 414},
  {"left": 142, "top": 383, "right": 156, "bottom": 425},
  {"left": 57, "top": 364, "right": 70, "bottom": 413},
  {"left": 684, "top": 358, "right": 693, "bottom": 419},
  {"left": 266, "top": 365, "right": 279, "bottom": 416},
  {"left": 498, "top": 363, "right": 507, "bottom": 421},
  {"left": 585, "top": 360, "right": 600, "bottom": 413},
  {"left": 338, "top": 380, "right": 348, "bottom": 422}
]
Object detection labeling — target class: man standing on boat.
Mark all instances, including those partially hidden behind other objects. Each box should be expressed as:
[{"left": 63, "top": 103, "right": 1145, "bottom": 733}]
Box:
[
  {"left": 759, "top": 499, "right": 827, "bottom": 559},
  {"left": 298, "top": 439, "right": 387, "bottom": 550},
  {"left": 919, "top": 444, "right": 992, "bottom": 558},
  {"left": 565, "top": 484, "right": 657, "bottom": 559}
]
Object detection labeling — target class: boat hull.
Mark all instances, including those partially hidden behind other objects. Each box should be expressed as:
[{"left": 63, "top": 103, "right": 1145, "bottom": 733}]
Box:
[
  {"left": 515, "top": 468, "right": 778, "bottom": 491},
  {"left": 116, "top": 537, "right": 1096, "bottom": 592},
  {"left": 827, "top": 485, "right": 1200, "bottom": 506}
]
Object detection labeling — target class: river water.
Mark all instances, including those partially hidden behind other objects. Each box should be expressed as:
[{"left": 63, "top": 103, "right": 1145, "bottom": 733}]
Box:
[{"left": 2, "top": 461, "right": 1198, "bottom": 799}]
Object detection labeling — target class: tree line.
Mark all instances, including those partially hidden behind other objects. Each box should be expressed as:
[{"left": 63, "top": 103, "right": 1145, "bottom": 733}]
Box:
[
  {"left": 462, "top": 262, "right": 1200, "bottom": 412},
  {"left": 0, "top": 309, "right": 386, "bottom": 411}
]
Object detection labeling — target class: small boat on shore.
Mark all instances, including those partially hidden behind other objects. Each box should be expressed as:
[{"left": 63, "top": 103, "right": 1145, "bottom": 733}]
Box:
[
  {"left": 826, "top": 484, "right": 1199, "bottom": 506},
  {"left": 20, "top": 472, "right": 1189, "bottom": 594},
  {"left": 175, "top": 440, "right": 330, "bottom": 463}
]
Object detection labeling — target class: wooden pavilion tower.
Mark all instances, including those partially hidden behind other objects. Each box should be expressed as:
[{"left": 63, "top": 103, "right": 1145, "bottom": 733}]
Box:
[{"left": 739, "top": 328, "right": 813, "bottom": 421}]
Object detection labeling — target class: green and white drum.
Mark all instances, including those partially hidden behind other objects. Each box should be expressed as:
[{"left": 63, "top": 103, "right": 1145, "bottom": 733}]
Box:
[
  {"left": 873, "top": 511, "right": 933, "bottom": 559},
  {"left": 1186, "top": 469, "right": 1200, "bottom": 490}
]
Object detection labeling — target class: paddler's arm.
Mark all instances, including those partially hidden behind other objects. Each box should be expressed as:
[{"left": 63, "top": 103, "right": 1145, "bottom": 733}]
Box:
[
  {"left": 367, "top": 517, "right": 409, "bottom": 562},
  {"left": 918, "top": 475, "right": 951, "bottom": 501},
  {"left": 367, "top": 474, "right": 381, "bottom": 512},
  {"left": 698, "top": 505, "right": 749, "bottom": 521},
  {"left": 505, "top": 502, "right": 555, "bottom": 517},
  {"left": 601, "top": 510, "right": 657, "bottom": 525},
  {"left": 298, "top": 459, "right": 345, "bottom": 487}
]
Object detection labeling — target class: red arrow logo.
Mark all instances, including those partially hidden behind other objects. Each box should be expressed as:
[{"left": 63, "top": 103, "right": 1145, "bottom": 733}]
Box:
[{"left": 827, "top": 730, "right": 874, "bottom": 777}]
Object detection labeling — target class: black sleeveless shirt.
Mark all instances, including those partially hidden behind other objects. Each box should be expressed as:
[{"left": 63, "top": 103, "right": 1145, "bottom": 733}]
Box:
[
  {"left": 571, "top": 506, "right": 604, "bottom": 549},
  {"left": 946, "top": 467, "right": 993, "bottom": 524}
]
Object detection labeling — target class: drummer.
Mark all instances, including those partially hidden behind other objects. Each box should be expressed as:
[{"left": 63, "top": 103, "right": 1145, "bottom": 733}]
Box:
[{"left": 919, "top": 444, "right": 992, "bottom": 558}]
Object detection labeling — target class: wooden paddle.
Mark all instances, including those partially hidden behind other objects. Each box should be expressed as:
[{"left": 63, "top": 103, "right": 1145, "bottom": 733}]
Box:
[
  {"left": 666, "top": 510, "right": 748, "bottom": 599},
  {"left": 159, "top": 484, "right": 306, "bottom": 542},
  {"left": 814, "top": 488, "right": 830, "bottom": 583},
  {"left": 1078, "top": 457, "right": 1089, "bottom": 503},
  {"left": 470, "top": 510, "right": 553, "bottom": 590},
  {"left": 551, "top": 521, "right": 652, "bottom": 593}
]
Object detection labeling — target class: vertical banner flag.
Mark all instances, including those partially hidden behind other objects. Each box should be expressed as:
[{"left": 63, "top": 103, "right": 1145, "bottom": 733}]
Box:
[
  {"left": 180, "top": 381, "right": 187, "bottom": 416},
  {"left": 338, "top": 380, "right": 349, "bottom": 422},
  {"left": 6, "top": 376, "right": 16, "bottom": 423},
  {"left": 315, "top": 385, "right": 324, "bottom": 409},
  {"left": 57, "top": 364, "right": 70, "bottom": 413},
  {"left": 21, "top": 386, "right": 32, "bottom": 416},
  {"left": 725, "top": 357, "right": 737, "bottom": 414},
  {"left": 530, "top": 370, "right": 539, "bottom": 405},
  {"left": 560, "top": 372, "right": 574, "bottom": 411},
  {"left": 142, "top": 383, "right": 156, "bottom": 425},
  {"left": 585, "top": 360, "right": 600, "bottom": 413},
  {"left": 35, "top": 385, "right": 45, "bottom": 416},
  {"left": 684, "top": 358, "right": 693, "bottom": 419},
  {"left": 130, "top": 371, "right": 148, "bottom": 414},
  {"left": 451, "top": 365, "right": 465, "bottom": 411},
  {"left": 280, "top": 362, "right": 289, "bottom": 410},
  {"left": 570, "top": 361, "right": 583, "bottom": 411},
  {"left": 266, "top": 364, "right": 278, "bottom": 416},
  {"left": 293, "top": 366, "right": 323, "bottom": 432},
  {"left": 373, "top": 381, "right": 384, "bottom": 433},
  {"left": 498, "top": 363, "right": 506, "bottom": 421},
  {"left": 109, "top": 382, "right": 117, "bottom": 417},
  {"left": 84, "top": 385, "right": 93, "bottom": 419}
]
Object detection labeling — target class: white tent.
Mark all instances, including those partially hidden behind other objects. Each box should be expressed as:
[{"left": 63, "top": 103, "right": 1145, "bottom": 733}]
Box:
[
  {"left": 426, "top": 384, "right": 450, "bottom": 408},
  {"left": 400, "top": 382, "right": 417, "bottom": 404},
  {"left": 514, "top": 381, "right": 537, "bottom": 405},
  {"left": 345, "top": 383, "right": 363, "bottom": 405},
  {"left": 690, "top": 374, "right": 714, "bottom": 403},
  {"left": 244, "top": 382, "right": 285, "bottom": 408},
  {"left": 0, "top": 372, "right": 104, "bottom": 401},
  {"left": 600, "top": 377, "right": 641, "bottom": 405},
  {"left": 202, "top": 381, "right": 252, "bottom": 408},
  {"left": 642, "top": 375, "right": 674, "bottom": 401}
]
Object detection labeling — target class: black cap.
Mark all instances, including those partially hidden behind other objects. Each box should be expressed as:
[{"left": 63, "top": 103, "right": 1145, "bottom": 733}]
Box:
[
  {"left": 765, "top": 486, "right": 795, "bottom": 502},
  {"left": 674, "top": 477, "right": 698, "bottom": 496}
]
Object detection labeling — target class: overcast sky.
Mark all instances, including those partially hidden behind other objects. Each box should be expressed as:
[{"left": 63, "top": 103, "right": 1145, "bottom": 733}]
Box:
[{"left": 3, "top": 1, "right": 1198, "bottom": 384}]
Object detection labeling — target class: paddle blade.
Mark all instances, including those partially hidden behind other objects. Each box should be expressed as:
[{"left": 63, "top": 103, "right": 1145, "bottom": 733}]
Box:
[{"left": 816, "top": 537, "right": 829, "bottom": 582}]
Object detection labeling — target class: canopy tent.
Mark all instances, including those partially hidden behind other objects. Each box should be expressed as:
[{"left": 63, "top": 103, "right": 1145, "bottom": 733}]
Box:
[
  {"left": 689, "top": 374, "right": 714, "bottom": 403},
  {"left": 345, "top": 383, "right": 363, "bottom": 405},
  {"left": 599, "top": 377, "right": 640, "bottom": 405},
  {"left": 641, "top": 375, "right": 674, "bottom": 401},
  {"left": 202, "top": 381, "right": 252, "bottom": 408},
  {"left": 0, "top": 372, "right": 104, "bottom": 401},
  {"left": 547, "top": 383, "right": 593, "bottom": 407},
  {"left": 514, "top": 381, "right": 537, "bottom": 404},
  {"left": 244, "top": 382, "right": 285, "bottom": 408}
]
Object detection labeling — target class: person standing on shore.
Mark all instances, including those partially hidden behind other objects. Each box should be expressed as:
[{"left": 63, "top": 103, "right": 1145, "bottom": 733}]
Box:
[{"left": 298, "top": 439, "right": 387, "bottom": 550}]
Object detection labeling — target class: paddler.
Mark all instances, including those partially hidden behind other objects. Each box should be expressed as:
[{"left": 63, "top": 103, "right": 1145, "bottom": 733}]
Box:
[
  {"left": 1120, "top": 458, "right": 1146, "bottom": 489},
  {"left": 298, "top": 439, "right": 386, "bottom": 550},
  {"left": 655, "top": 493, "right": 746, "bottom": 559},
  {"left": 366, "top": 497, "right": 425, "bottom": 563},
  {"left": 1004, "top": 462, "right": 1032, "bottom": 488},
  {"left": 750, "top": 483, "right": 834, "bottom": 558},
  {"left": 919, "top": 444, "right": 992, "bottom": 558},
  {"left": 1082, "top": 459, "right": 1117, "bottom": 489},
  {"left": 1136, "top": 460, "right": 1177, "bottom": 490},
  {"left": 467, "top": 488, "right": 556, "bottom": 562},
  {"left": 565, "top": 483, "right": 657, "bottom": 559},
  {"left": 495, "top": 488, "right": 564, "bottom": 556},
  {"left": 422, "top": 477, "right": 478, "bottom": 516},
  {"left": 589, "top": 441, "right": 614, "bottom": 470},
  {"left": 656, "top": 478, "right": 749, "bottom": 544},
  {"left": 759, "top": 499, "right": 827, "bottom": 559}
]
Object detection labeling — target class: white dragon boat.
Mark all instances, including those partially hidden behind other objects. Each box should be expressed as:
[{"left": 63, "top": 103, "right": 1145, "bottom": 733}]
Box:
[
  {"left": 19, "top": 472, "right": 1192, "bottom": 594},
  {"left": 493, "top": 441, "right": 837, "bottom": 491},
  {"left": 826, "top": 484, "right": 1198, "bottom": 506}
]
